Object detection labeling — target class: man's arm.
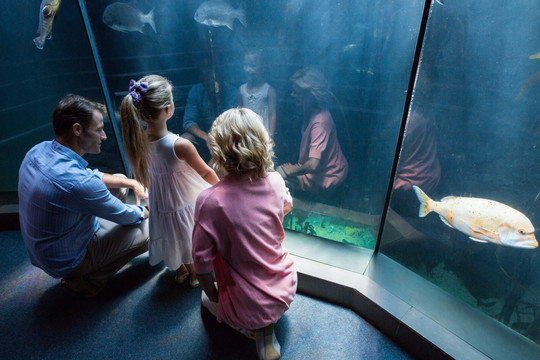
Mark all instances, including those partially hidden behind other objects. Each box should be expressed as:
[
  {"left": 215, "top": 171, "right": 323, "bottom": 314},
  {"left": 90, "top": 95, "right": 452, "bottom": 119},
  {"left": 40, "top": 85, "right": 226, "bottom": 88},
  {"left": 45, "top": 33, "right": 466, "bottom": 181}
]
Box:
[
  {"left": 185, "top": 124, "right": 209, "bottom": 143},
  {"left": 102, "top": 173, "right": 148, "bottom": 206},
  {"left": 183, "top": 85, "right": 203, "bottom": 132},
  {"left": 72, "top": 174, "right": 148, "bottom": 225}
]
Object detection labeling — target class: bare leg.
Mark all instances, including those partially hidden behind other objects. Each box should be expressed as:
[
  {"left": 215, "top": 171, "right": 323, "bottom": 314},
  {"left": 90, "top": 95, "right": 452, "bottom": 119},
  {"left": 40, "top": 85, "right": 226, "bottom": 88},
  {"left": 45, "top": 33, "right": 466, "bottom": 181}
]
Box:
[
  {"left": 254, "top": 323, "right": 280, "bottom": 360},
  {"left": 200, "top": 280, "right": 254, "bottom": 339},
  {"left": 185, "top": 264, "right": 200, "bottom": 287},
  {"left": 175, "top": 264, "right": 189, "bottom": 284}
]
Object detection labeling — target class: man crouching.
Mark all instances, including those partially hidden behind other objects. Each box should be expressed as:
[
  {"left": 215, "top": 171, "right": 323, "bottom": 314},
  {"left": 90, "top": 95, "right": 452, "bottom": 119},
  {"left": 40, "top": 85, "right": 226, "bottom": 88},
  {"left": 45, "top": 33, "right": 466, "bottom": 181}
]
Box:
[{"left": 18, "top": 94, "right": 149, "bottom": 297}]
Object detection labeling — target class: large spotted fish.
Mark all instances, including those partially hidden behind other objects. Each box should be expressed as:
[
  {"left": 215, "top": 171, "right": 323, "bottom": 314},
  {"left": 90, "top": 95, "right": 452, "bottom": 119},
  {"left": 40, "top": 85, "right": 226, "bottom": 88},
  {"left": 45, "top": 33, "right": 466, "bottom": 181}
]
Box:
[
  {"left": 33, "top": 0, "right": 61, "bottom": 50},
  {"left": 413, "top": 186, "right": 537, "bottom": 249}
]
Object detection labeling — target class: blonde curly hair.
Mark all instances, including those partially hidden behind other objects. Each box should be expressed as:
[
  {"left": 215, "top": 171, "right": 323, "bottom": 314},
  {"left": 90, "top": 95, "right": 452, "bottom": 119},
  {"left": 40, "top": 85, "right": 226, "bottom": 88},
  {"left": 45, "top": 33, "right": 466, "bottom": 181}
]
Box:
[{"left": 208, "top": 108, "right": 274, "bottom": 179}]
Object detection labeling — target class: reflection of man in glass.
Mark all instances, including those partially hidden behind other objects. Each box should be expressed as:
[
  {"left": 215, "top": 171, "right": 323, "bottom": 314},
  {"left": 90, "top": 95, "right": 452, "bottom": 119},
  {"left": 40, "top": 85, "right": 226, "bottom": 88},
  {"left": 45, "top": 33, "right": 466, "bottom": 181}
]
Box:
[
  {"left": 182, "top": 68, "right": 237, "bottom": 161},
  {"left": 276, "top": 68, "right": 348, "bottom": 194}
]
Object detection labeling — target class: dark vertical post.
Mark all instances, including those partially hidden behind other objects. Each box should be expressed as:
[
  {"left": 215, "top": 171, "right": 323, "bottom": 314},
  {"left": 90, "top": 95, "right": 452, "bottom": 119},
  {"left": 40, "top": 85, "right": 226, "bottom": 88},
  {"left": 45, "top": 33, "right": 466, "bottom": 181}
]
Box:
[
  {"left": 374, "top": 0, "right": 432, "bottom": 253},
  {"left": 76, "top": 0, "right": 129, "bottom": 174}
]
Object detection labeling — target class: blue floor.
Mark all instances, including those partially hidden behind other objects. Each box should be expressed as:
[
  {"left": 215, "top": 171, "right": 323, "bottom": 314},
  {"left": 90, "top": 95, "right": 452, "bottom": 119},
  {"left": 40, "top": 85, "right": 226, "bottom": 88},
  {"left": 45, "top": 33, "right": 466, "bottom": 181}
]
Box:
[{"left": 0, "top": 230, "right": 415, "bottom": 360}]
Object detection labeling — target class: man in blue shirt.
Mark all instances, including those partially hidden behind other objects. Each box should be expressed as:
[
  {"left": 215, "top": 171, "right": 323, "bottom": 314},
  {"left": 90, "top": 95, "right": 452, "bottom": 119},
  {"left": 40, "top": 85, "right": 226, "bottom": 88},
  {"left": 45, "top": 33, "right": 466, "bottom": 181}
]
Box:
[
  {"left": 182, "top": 69, "right": 237, "bottom": 161},
  {"left": 18, "top": 94, "right": 149, "bottom": 297}
]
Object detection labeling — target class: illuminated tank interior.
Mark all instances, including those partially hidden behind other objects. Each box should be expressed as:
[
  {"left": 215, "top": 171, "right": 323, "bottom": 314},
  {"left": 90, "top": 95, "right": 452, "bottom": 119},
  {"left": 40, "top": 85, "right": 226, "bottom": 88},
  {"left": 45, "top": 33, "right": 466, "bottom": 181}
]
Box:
[{"left": 1, "top": 1, "right": 540, "bottom": 359}]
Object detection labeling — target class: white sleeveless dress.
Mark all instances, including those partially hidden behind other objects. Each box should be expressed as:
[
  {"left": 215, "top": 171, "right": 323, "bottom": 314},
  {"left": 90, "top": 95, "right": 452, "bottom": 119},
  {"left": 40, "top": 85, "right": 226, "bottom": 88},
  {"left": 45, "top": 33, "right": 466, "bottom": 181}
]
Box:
[
  {"left": 239, "top": 82, "right": 270, "bottom": 130},
  {"left": 148, "top": 133, "right": 211, "bottom": 269}
]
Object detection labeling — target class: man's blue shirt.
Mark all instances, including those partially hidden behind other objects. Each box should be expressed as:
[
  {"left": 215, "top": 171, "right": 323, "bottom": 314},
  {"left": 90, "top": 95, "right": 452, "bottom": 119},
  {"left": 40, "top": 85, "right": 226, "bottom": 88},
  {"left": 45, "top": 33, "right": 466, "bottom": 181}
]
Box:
[
  {"left": 182, "top": 82, "right": 237, "bottom": 133},
  {"left": 18, "top": 140, "right": 145, "bottom": 278}
]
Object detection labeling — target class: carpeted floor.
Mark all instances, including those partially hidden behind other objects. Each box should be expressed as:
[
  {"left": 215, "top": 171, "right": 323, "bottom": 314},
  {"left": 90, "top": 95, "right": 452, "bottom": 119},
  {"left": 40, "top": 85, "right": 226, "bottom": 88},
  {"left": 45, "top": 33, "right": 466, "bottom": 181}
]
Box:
[{"left": 0, "top": 230, "right": 415, "bottom": 360}]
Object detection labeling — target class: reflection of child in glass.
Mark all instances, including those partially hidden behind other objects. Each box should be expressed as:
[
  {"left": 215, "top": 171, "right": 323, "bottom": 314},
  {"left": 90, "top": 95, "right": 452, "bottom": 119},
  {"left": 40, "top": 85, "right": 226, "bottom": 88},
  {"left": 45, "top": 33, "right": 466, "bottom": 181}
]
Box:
[
  {"left": 121, "top": 75, "right": 219, "bottom": 287},
  {"left": 237, "top": 49, "right": 277, "bottom": 139},
  {"left": 276, "top": 68, "right": 348, "bottom": 193},
  {"left": 392, "top": 110, "right": 440, "bottom": 217},
  {"left": 193, "top": 108, "right": 296, "bottom": 360}
]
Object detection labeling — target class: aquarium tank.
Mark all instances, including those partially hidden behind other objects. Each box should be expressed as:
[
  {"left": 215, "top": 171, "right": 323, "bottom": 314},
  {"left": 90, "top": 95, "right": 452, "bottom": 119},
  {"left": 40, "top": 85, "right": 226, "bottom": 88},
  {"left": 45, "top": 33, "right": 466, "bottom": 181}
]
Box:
[
  {"left": 380, "top": 0, "right": 540, "bottom": 346},
  {"left": 1, "top": 0, "right": 539, "bottom": 353}
]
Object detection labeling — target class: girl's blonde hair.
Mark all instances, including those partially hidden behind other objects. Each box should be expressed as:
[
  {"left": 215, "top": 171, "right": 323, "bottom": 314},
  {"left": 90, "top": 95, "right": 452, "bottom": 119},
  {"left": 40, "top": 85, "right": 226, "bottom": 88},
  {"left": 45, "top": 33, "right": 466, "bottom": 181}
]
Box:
[
  {"left": 120, "top": 74, "right": 172, "bottom": 188},
  {"left": 290, "top": 67, "right": 331, "bottom": 110},
  {"left": 208, "top": 108, "right": 274, "bottom": 179}
]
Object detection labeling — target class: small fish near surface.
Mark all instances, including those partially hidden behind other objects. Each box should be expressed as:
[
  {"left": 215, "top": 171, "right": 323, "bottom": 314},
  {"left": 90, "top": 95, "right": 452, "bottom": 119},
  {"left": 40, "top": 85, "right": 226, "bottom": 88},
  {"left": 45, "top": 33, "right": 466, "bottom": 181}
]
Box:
[
  {"left": 102, "top": 2, "right": 156, "bottom": 34},
  {"left": 194, "top": 0, "right": 247, "bottom": 30},
  {"left": 34, "top": 0, "right": 62, "bottom": 50},
  {"left": 413, "top": 186, "right": 538, "bottom": 249}
]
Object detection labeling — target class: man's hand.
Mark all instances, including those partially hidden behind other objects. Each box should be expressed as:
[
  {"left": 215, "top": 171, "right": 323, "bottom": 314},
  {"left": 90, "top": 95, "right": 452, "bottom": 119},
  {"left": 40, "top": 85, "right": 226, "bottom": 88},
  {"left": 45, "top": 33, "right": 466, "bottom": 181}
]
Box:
[
  {"left": 131, "top": 180, "right": 149, "bottom": 206},
  {"left": 144, "top": 207, "right": 149, "bottom": 219},
  {"left": 102, "top": 173, "right": 148, "bottom": 205}
]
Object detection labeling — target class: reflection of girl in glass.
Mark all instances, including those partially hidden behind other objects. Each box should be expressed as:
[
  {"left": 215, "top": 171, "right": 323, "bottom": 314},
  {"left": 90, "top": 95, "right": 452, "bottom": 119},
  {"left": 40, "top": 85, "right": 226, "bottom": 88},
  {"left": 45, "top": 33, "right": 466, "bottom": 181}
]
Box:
[
  {"left": 276, "top": 68, "right": 348, "bottom": 193},
  {"left": 237, "top": 48, "right": 277, "bottom": 139}
]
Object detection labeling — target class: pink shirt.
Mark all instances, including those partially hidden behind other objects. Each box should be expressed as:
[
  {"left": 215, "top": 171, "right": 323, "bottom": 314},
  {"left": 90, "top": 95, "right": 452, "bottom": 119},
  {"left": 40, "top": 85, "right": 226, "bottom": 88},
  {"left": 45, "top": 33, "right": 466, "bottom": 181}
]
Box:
[
  {"left": 298, "top": 110, "right": 348, "bottom": 190},
  {"left": 192, "top": 172, "right": 297, "bottom": 330},
  {"left": 394, "top": 111, "right": 440, "bottom": 193}
]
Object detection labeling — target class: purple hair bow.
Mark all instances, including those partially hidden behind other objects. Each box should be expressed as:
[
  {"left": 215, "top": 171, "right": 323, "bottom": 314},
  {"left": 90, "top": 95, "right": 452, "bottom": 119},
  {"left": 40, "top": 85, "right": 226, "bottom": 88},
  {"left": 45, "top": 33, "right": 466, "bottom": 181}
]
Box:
[{"left": 129, "top": 79, "right": 149, "bottom": 105}]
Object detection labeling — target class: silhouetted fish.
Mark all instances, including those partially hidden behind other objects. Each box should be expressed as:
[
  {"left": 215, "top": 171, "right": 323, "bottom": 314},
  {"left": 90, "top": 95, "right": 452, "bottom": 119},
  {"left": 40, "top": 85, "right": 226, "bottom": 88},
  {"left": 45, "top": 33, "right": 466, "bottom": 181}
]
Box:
[
  {"left": 33, "top": 0, "right": 61, "bottom": 50},
  {"left": 414, "top": 186, "right": 538, "bottom": 249},
  {"left": 194, "top": 0, "right": 246, "bottom": 30},
  {"left": 102, "top": 3, "right": 156, "bottom": 33},
  {"left": 516, "top": 69, "right": 540, "bottom": 100}
]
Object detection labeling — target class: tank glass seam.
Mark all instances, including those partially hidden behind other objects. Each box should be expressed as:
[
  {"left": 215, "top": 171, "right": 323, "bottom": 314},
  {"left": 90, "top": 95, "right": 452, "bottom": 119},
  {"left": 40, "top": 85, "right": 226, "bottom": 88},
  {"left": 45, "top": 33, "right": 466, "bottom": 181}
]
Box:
[
  {"left": 375, "top": 0, "right": 433, "bottom": 253},
  {"left": 76, "top": 0, "right": 128, "bottom": 175}
]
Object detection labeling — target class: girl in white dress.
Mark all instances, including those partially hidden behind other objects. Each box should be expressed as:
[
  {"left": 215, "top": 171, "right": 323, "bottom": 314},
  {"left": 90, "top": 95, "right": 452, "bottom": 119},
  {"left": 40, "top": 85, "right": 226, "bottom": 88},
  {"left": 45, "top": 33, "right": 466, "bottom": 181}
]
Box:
[
  {"left": 237, "top": 48, "right": 277, "bottom": 139},
  {"left": 120, "top": 75, "right": 219, "bottom": 287}
]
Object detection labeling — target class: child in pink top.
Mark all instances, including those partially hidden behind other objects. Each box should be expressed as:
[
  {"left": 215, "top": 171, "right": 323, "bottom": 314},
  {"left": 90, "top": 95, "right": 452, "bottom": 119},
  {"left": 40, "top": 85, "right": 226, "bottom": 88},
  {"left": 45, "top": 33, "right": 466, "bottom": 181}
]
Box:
[
  {"left": 277, "top": 68, "right": 348, "bottom": 192},
  {"left": 295, "top": 109, "right": 348, "bottom": 190},
  {"left": 192, "top": 108, "right": 297, "bottom": 360}
]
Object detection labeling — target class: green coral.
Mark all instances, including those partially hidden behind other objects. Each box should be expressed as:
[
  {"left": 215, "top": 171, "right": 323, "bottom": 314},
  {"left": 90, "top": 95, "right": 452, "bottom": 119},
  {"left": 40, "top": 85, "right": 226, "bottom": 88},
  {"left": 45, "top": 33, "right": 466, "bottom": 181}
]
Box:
[{"left": 283, "top": 209, "right": 376, "bottom": 249}]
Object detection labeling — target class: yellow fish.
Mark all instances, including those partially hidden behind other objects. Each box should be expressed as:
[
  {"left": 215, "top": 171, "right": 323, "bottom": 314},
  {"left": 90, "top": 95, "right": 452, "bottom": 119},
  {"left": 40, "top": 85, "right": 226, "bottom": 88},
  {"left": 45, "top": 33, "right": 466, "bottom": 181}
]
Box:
[
  {"left": 33, "top": 0, "right": 61, "bottom": 50},
  {"left": 413, "top": 186, "right": 538, "bottom": 249},
  {"left": 529, "top": 52, "right": 540, "bottom": 59}
]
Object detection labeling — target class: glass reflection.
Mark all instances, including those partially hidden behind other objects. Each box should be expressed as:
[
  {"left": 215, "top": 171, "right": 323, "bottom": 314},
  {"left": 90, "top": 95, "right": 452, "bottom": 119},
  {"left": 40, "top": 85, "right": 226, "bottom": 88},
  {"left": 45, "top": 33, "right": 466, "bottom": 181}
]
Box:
[
  {"left": 0, "top": 0, "right": 123, "bottom": 195},
  {"left": 181, "top": 67, "right": 238, "bottom": 163},
  {"left": 3, "top": 0, "right": 424, "bottom": 260},
  {"left": 0, "top": 0, "right": 426, "bottom": 261},
  {"left": 238, "top": 48, "right": 277, "bottom": 140},
  {"left": 382, "top": 0, "right": 540, "bottom": 345},
  {"left": 276, "top": 68, "right": 349, "bottom": 197}
]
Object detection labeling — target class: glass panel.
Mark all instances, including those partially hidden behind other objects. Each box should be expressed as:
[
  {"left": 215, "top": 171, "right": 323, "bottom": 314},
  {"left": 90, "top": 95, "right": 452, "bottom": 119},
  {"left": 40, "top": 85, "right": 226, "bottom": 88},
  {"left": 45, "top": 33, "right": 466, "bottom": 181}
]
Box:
[
  {"left": 81, "top": 0, "right": 425, "bottom": 271},
  {"left": 0, "top": 1, "right": 124, "bottom": 198},
  {"left": 380, "top": 1, "right": 540, "bottom": 345}
]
